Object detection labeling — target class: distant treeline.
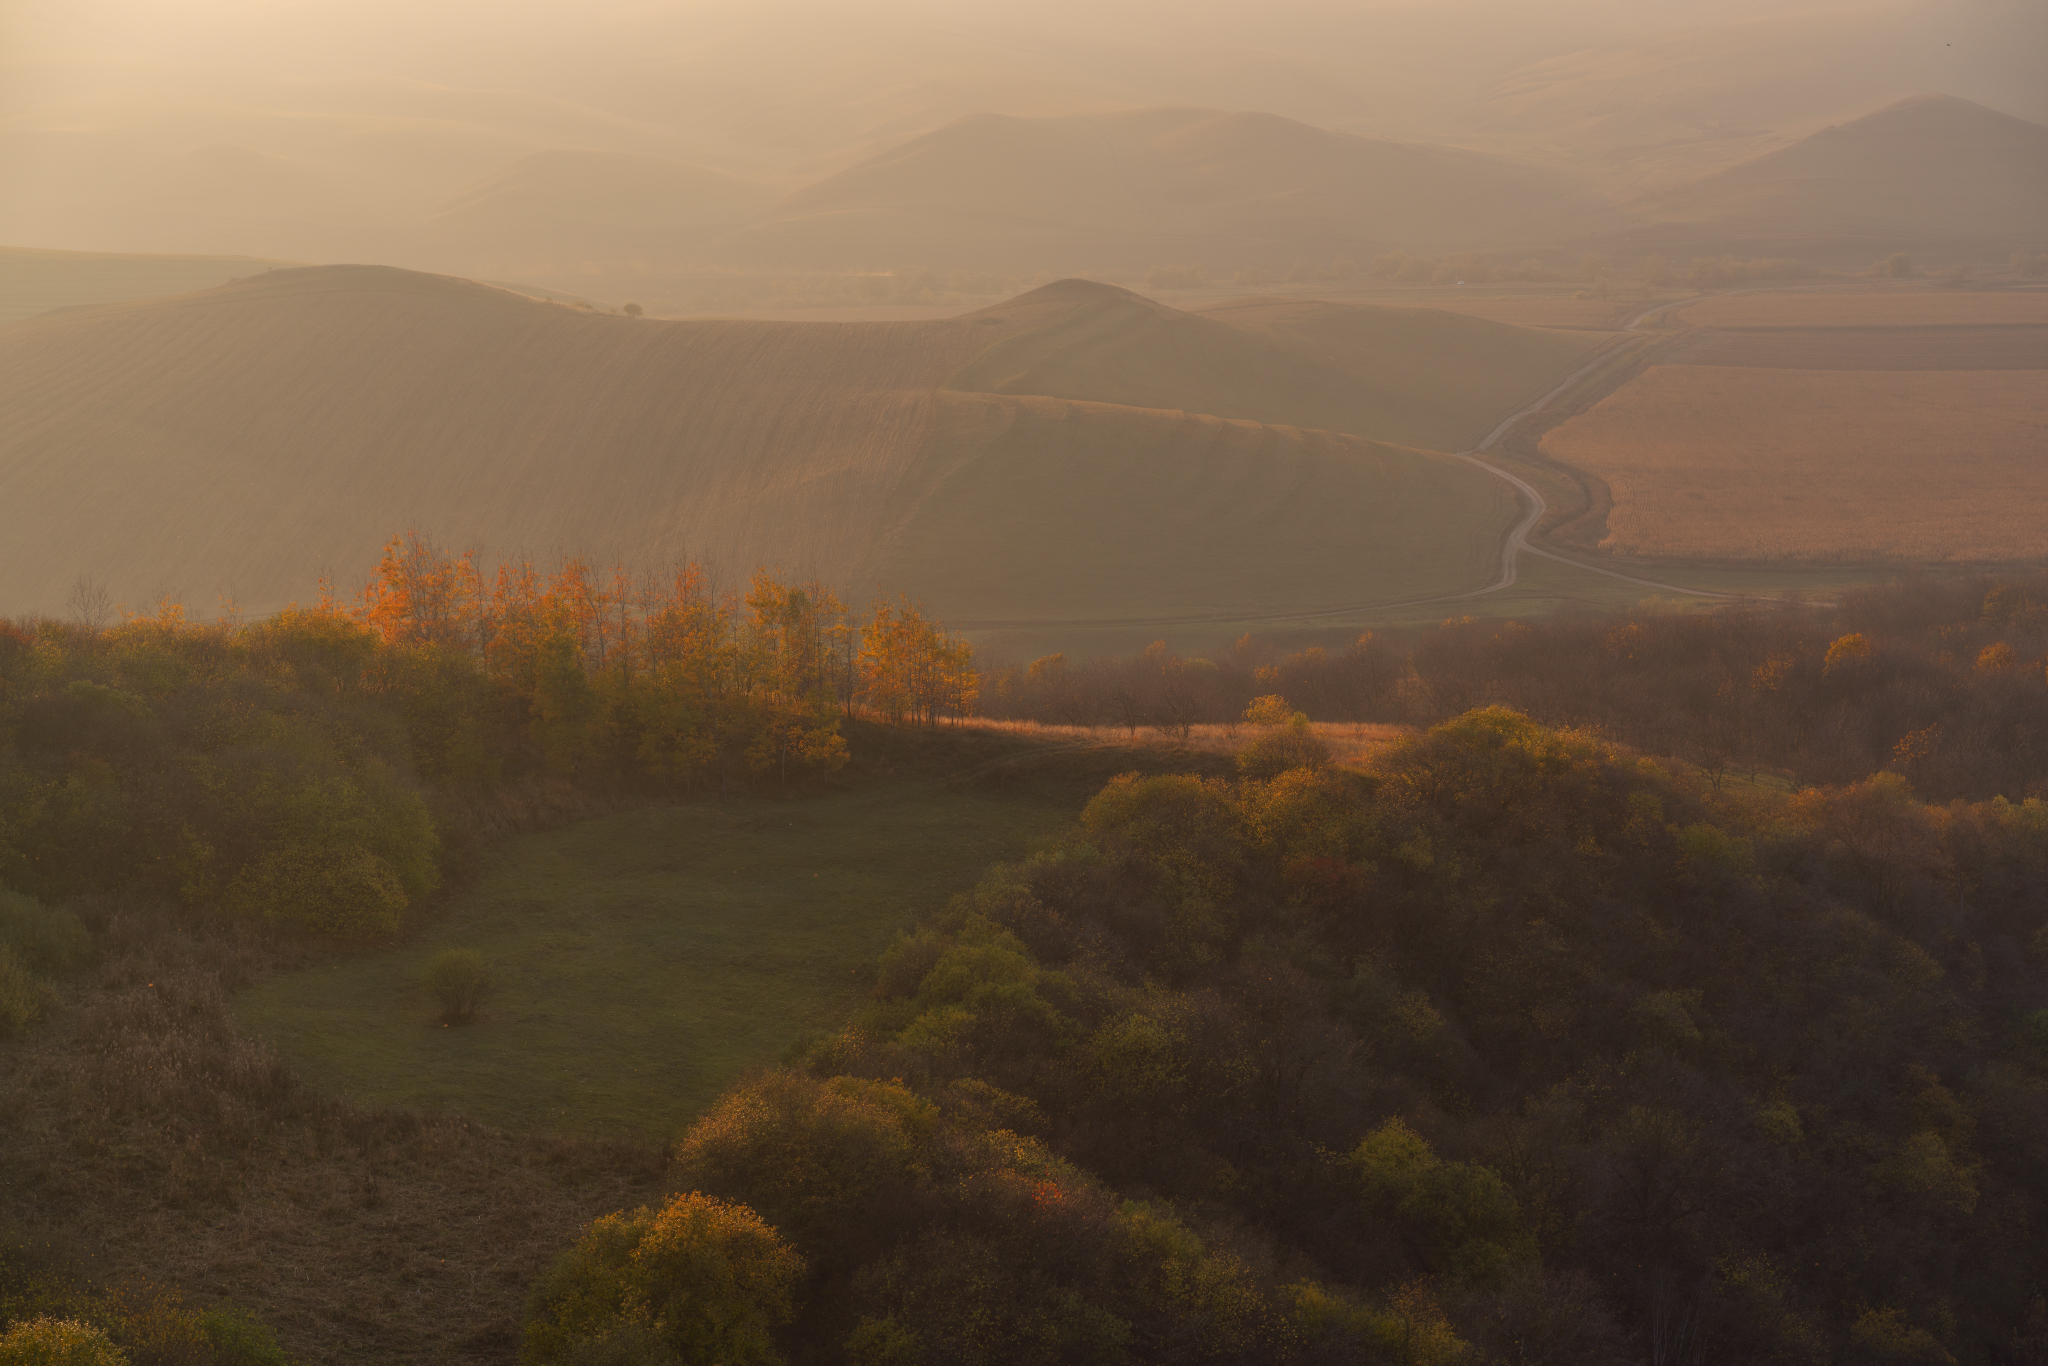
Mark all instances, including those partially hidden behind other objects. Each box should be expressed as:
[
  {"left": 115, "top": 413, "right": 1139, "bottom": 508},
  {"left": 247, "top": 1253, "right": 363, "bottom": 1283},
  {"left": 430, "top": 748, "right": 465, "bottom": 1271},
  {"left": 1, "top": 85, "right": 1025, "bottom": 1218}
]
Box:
[
  {"left": 0, "top": 532, "right": 972, "bottom": 940},
  {"left": 532, "top": 706, "right": 2048, "bottom": 1365},
  {"left": 982, "top": 575, "right": 2048, "bottom": 803}
]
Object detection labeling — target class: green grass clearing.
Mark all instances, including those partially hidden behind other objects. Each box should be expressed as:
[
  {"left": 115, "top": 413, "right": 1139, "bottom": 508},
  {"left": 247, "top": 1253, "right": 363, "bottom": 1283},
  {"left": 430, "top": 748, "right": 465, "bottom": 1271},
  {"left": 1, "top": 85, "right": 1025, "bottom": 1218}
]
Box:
[{"left": 235, "top": 781, "right": 1073, "bottom": 1139}]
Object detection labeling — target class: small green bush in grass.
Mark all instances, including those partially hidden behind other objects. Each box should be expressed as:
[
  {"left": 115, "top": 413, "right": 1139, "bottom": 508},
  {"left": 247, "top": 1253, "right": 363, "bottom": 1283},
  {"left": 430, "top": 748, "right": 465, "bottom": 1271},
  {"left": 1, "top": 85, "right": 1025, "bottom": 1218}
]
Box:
[
  {"left": 0, "top": 945, "right": 47, "bottom": 1035},
  {"left": 0, "top": 1316, "right": 128, "bottom": 1365},
  {"left": 426, "top": 949, "right": 494, "bottom": 1024},
  {"left": 0, "top": 892, "right": 89, "bottom": 976}
]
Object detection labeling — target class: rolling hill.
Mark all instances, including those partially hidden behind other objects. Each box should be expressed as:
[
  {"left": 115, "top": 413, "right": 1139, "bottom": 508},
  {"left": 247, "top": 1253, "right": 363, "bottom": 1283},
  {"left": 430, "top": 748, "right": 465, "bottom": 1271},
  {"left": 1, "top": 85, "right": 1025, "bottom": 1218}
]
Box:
[
  {"left": 0, "top": 264, "right": 1596, "bottom": 630},
  {"left": 716, "top": 107, "right": 1624, "bottom": 272},
  {"left": 951, "top": 282, "right": 1608, "bottom": 453},
  {"left": 1621, "top": 95, "right": 2048, "bottom": 259}
]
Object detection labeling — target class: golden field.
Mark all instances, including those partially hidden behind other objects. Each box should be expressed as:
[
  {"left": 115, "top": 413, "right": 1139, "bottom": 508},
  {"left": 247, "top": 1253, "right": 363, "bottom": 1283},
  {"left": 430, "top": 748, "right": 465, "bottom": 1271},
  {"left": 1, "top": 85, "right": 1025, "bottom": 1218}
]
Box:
[
  {"left": 1540, "top": 365, "right": 2048, "bottom": 561},
  {"left": 1674, "top": 290, "right": 2048, "bottom": 328}
]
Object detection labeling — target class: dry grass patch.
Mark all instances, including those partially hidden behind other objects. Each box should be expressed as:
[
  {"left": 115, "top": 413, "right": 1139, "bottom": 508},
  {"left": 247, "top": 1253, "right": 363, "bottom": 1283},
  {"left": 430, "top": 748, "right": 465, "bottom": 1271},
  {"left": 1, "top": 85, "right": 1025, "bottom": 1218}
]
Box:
[
  {"left": 1398, "top": 297, "right": 1641, "bottom": 330},
  {"left": 1673, "top": 291, "right": 2048, "bottom": 328},
  {"left": 1539, "top": 365, "right": 2048, "bottom": 561},
  {"left": 0, "top": 904, "right": 662, "bottom": 1365},
  {"left": 951, "top": 717, "right": 1410, "bottom": 768}
]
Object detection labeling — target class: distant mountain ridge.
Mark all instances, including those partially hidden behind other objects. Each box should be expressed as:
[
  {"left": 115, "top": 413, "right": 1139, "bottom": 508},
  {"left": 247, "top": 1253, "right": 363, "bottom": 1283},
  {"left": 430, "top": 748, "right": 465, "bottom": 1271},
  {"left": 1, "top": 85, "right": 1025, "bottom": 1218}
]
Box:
[
  {"left": 1616, "top": 94, "right": 2048, "bottom": 259},
  {"left": 714, "top": 106, "right": 1625, "bottom": 270}
]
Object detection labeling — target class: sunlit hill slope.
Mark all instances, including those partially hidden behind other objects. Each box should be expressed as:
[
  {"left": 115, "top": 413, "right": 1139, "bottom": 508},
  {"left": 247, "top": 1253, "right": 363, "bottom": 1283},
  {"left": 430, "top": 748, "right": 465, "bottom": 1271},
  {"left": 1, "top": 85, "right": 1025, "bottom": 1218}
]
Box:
[{"left": 0, "top": 265, "right": 1618, "bottom": 628}]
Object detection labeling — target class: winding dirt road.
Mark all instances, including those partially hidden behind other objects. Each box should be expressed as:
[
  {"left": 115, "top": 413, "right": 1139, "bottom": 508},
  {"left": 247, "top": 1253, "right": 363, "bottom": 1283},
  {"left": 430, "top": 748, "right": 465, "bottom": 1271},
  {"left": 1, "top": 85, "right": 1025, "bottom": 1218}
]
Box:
[{"left": 1449, "top": 298, "right": 1733, "bottom": 601}]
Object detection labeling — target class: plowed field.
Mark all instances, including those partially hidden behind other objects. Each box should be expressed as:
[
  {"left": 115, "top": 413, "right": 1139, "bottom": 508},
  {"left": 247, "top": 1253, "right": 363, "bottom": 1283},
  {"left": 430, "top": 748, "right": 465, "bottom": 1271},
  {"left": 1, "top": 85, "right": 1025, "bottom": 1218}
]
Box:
[
  {"left": 1540, "top": 366, "right": 2048, "bottom": 561},
  {"left": 1674, "top": 326, "right": 2048, "bottom": 369},
  {"left": 1674, "top": 291, "right": 2048, "bottom": 328}
]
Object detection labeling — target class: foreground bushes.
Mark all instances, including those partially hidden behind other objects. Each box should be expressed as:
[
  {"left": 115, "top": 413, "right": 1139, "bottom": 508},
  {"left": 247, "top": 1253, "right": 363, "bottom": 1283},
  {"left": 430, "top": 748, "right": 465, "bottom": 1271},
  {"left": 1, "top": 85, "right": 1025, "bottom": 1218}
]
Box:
[
  {"left": 0, "top": 1248, "right": 288, "bottom": 1366},
  {"left": 541, "top": 706, "right": 2048, "bottom": 1364},
  {"left": 524, "top": 1193, "right": 802, "bottom": 1366}
]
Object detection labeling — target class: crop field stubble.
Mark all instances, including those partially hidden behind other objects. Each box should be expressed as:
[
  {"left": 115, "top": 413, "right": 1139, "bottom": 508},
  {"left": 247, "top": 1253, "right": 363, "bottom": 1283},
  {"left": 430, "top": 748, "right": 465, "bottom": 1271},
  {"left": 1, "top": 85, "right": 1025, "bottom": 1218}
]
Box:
[
  {"left": 1534, "top": 289, "right": 2048, "bottom": 564},
  {"left": 1540, "top": 367, "right": 2048, "bottom": 561},
  {"left": 1671, "top": 289, "right": 2048, "bottom": 327}
]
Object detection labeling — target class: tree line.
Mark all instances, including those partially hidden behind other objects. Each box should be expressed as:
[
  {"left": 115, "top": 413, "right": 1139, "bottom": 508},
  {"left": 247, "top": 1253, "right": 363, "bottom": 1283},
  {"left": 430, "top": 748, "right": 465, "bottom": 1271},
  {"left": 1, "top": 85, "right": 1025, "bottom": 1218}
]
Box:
[
  {"left": 980, "top": 574, "right": 2048, "bottom": 804},
  {"left": 0, "top": 532, "right": 974, "bottom": 941}
]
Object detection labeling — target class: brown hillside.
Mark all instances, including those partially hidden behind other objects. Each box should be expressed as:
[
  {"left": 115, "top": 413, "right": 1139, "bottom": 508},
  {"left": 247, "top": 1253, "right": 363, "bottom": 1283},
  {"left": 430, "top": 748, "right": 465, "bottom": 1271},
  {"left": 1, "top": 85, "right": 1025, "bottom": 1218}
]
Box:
[
  {"left": 0, "top": 265, "right": 1522, "bottom": 626},
  {"left": 717, "top": 107, "right": 1621, "bottom": 270},
  {"left": 1623, "top": 95, "right": 2048, "bottom": 258},
  {"left": 950, "top": 282, "right": 1609, "bottom": 453},
  {"left": 869, "top": 390, "right": 1512, "bottom": 625}
]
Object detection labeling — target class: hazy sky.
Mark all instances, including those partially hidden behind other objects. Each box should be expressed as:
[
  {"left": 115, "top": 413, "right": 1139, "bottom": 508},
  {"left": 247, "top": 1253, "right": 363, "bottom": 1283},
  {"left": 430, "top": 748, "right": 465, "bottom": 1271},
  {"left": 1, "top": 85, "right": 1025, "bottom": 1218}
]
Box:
[{"left": 4, "top": 0, "right": 2041, "bottom": 259}]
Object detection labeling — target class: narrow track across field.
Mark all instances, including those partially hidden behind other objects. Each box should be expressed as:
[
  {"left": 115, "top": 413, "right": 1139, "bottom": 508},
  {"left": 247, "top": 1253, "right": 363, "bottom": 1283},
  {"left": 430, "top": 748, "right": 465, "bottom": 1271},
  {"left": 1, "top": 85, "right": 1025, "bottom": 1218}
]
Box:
[{"left": 1449, "top": 298, "right": 1735, "bottom": 601}]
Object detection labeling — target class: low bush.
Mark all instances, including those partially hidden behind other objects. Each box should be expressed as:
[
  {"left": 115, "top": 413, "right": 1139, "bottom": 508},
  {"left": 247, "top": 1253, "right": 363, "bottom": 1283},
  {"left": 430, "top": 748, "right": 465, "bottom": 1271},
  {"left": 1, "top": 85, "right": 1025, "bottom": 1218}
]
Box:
[
  {"left": 0, "top": 946, "right": 47, "bottom": 1035},
  {"left": 523, "top": 1192, "right": 803, "bottom": 1366},
  {"left": 1235, "top": 717, "right": 1332, "bottom": 781},
  {"left": 0, "top": 894, "right": 89, "bottom": 977},
  {"left": 426, "top": 949, "right": 495, "bottom": 1024},
  {"left": 0, "top": 1317, "right": 127, "bottom": 1366}
]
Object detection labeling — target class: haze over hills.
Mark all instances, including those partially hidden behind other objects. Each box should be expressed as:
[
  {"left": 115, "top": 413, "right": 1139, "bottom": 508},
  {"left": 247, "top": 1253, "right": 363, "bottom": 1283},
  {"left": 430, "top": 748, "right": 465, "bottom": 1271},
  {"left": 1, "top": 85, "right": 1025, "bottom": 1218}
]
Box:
[
  {"left": 1471, "top": 3, "right": 2048, "bottom": 193},
  {"left": 1620, "top": 94, "right": 2048, "bottom": 259},
  {"left": 424, "top": 149, "right": 779, "bottom": 272},
  {"left": 718, "top": 107, "right": 1624, "bottom": 272},
  {"left": 0, "top": 245, "right": 300, "bottom": 327},
  {"left": 0, "top": 264, "right": 1582, "bottom": 626}
]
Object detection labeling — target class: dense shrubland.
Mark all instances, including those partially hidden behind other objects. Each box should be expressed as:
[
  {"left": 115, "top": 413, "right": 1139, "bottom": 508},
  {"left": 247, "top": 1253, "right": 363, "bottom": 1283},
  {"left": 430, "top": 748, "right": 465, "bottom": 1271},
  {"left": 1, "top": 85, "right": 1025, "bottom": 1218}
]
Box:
[
  {"left": 11, "top": 572, "right": 2048, "bottom": 1364},
  {"left": 983, "top": 575, "right": 2048, "bottom": 803},
  {"left": 545, "top": 704, "right": 2048, "bottom": 1364}
]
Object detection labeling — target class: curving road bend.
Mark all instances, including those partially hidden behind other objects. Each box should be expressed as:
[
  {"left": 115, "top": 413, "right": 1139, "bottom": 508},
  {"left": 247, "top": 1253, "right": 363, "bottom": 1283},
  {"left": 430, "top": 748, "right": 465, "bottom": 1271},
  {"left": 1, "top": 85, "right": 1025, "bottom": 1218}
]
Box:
[{"left": 1449, "top": 297, "right": 1736, "bottom": 601}]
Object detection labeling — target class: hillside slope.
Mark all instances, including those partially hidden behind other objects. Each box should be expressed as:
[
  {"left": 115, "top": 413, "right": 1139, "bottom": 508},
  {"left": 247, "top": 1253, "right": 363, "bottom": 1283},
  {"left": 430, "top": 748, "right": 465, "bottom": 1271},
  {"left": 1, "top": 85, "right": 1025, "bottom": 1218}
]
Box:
[
  {"left": 718, "top": 107, "right": 1622, "bottom": 271},
  {"left": 1623, "top": 94, "right": 2048, "bottom": 258},
  {"left": 0, "top": 265, "right": 1537, "bottom": 626},
  {"left": 950, "top": 283, "right": 1607, "bottom": 453}
]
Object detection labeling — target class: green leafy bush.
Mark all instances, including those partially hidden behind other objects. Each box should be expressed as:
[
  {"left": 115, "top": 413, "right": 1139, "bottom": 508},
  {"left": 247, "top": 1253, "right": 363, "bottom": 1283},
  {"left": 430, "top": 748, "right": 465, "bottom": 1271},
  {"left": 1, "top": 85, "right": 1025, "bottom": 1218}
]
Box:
[
  {"left": 1235, "top": 718, "right": 1332, "bottom": 781},
  {"left": 199, "top": 1306, "right": 291, "bottom": 1366},
  {"left": 0, "top": 893, "right": 89, "bottom": 976},
  {"left": 425, "top": 949, "right": 494, "bottom": 1024},
  {"left": 0, "top": 945, "right": 48, "bottom": 1035}
]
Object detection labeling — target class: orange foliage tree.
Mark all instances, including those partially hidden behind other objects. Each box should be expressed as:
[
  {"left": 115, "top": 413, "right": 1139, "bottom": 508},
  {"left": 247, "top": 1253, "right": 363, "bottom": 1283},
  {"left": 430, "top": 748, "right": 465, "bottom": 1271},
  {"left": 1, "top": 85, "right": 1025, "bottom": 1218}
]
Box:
[
  {"left": 340, "top": 532, "right": 983, "bottom": 787},
  {"left": 857, "top": 597, "right": 976, "bottom": 725}
]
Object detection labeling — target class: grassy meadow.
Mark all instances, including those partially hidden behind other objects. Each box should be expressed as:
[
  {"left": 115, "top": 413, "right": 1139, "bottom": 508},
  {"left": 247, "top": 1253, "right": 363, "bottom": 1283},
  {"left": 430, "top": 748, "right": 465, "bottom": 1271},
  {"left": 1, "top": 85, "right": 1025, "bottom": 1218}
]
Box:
[{"left": 235, "top": 781, "right": 1073, "bottom": 1137}]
